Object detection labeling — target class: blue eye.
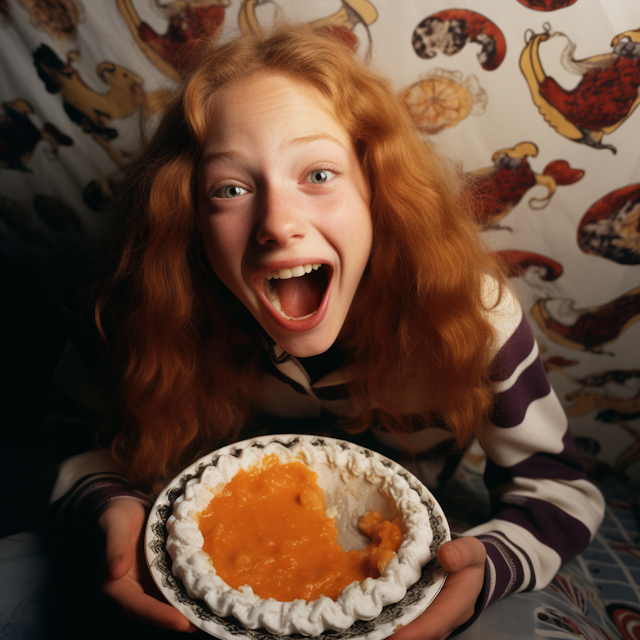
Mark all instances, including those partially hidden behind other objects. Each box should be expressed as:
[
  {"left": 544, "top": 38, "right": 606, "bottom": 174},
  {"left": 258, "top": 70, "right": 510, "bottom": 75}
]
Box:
[
  {"left": 308, "top": 169, "right": 335, "bottom": 184},
  {"left": 214, "top": 185, "right": 247, "bottom": 198}
]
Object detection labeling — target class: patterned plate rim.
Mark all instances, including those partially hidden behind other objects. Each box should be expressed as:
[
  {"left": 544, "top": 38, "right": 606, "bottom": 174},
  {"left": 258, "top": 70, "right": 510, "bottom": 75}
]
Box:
[{"left": 145, "top": 434, "right": 450, "bottom": 640}]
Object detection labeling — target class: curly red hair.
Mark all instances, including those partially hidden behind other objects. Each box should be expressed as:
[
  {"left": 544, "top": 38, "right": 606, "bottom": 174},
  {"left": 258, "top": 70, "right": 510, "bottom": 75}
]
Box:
[{"left": 96, "top": 25, "right": 504, "bottom": 488}]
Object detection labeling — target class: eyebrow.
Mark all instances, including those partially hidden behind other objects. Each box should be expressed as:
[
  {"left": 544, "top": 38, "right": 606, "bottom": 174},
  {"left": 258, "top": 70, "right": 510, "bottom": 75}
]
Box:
[
  {"left": 198, "top": 149, "right": 242, "bottom": 170},
  {"left": 199, "top": 133, "right": 347, "bottom": 170},
  {"left": 283, "top": 133, "right": 347, "bottom": 151}
]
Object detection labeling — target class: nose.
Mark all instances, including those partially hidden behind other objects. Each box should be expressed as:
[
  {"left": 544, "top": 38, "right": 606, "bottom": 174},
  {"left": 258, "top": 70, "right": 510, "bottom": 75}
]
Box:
[{"left": 255, "top": 186, "right": 307, "bottom": 247}]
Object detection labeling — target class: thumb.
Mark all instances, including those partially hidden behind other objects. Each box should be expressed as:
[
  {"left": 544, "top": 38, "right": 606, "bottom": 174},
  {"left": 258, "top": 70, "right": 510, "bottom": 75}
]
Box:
[{"left": 437, "top": 537, "right": 486, "bottom": 573}]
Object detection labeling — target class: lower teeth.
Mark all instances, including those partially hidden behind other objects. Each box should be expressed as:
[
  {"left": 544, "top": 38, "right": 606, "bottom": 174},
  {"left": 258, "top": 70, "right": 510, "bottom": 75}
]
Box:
[{"left": 264, "top": 280, "right": 317, "bottom": 321}]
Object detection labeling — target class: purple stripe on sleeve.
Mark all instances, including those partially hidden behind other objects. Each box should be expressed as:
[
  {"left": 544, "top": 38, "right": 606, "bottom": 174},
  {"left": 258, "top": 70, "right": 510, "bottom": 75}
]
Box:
[
  {"left": 490, "top": 357, "right": 551, "bottom": 429},
  {"left": 505, "top": 531, "right": 537, "bottom": 593},
  {"left": 450, "top": 527, "right": 539, "bottom": 636},
  {"left": 477, "top": 533, "right": 526, "bottom": 602},
  {"left": 490, "top": 313, "right": 534, "bottom": 383},
  {"left": 57, "top": 476, "right": 153, "bottom": 528},
  {"left": 485, "top": 429, "right": 587, "bottom": 488},
  {"left": 491, "top": 497, "right": 592, "bottom": 563},
  {"left": 450, "top": 530, "right": 536, "bottom": 636}
]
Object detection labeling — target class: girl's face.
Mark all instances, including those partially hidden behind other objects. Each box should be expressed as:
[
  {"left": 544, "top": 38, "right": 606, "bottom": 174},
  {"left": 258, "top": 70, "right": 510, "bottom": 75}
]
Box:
[{"left": 198, "top": 72, "right": 373, "bottom": 357}]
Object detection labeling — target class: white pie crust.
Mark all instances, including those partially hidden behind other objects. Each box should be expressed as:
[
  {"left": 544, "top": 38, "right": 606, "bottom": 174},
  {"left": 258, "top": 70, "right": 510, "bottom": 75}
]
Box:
[{"left": 166, "top": 437, "right": 433, "bottom": 636}]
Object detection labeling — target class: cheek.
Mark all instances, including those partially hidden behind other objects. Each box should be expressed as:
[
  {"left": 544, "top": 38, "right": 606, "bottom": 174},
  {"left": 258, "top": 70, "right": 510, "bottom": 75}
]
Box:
[
  {"left": 199, "top": 216, "right": 243, "bottom": 284},
  {"left": 345, "top": 202, "right": 373, "bottom": 264}
]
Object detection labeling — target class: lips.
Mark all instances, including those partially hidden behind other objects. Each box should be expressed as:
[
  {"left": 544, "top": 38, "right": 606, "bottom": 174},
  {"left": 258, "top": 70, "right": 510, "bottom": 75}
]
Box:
[
  {"left": 264, "top": 264, "right": 329, "bottom": 319},
  {"left": 255, "top": 263, "right": 332, "bottom": 332}
]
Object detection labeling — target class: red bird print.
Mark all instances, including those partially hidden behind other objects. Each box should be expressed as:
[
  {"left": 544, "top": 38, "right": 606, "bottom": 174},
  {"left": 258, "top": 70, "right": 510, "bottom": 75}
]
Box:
[
  {"left": 531, "top": 283, "right": 640, "bottom": 353},
  {"left": 496, "top": 250, "right": 563, "bottom": 281},
  {"left": 515, "top": 0, "right": 578, "bottom": 10},
  {"left": 469, "top": 142, "right": 583, "bottom": 228},
  {"left": 118, "top": 0, "right": 228, "bottom": 79},
  {"left": 577, "top": 183, "right": 640, "bottom": 265},
  {"left": 521, "top": 26, "right": 640, "bottom": 152}
]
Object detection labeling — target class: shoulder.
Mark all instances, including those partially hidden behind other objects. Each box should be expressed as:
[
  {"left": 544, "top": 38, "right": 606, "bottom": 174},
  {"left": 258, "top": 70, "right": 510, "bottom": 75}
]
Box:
[{"left": 481, "top": 275, "right": 525, "bottom": 356}]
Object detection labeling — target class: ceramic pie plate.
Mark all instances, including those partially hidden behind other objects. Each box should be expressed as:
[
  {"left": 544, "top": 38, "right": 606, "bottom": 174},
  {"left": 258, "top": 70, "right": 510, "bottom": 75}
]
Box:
[{"left": 145, "top": 434, "right": 450, "bottom": 640}]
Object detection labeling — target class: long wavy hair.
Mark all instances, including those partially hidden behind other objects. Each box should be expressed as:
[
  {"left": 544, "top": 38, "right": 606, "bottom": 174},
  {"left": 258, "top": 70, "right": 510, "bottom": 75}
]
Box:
[{"left": 96, "top": 25, "right": 504, "bottom": 488}]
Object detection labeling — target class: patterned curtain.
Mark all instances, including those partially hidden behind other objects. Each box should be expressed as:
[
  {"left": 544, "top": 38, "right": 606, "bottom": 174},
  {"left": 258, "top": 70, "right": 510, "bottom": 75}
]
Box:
[{"left": 2, "top": 0, "right": 639, "bottom": 481}]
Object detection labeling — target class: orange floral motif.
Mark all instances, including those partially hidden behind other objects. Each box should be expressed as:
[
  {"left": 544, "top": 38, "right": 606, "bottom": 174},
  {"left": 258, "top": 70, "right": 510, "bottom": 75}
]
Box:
[{"left": 400, "top": 69, "right": 486, "bottom": 134}]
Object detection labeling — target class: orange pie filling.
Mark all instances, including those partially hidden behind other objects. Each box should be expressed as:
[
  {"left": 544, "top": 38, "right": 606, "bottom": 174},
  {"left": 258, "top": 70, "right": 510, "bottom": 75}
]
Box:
[{"left": 198, "top": 455, "right": 403, "bottom": 603}]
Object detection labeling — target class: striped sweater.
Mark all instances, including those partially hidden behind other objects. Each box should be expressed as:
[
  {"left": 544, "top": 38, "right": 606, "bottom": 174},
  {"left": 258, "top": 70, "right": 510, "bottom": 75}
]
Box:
[{"left": 50, "top": 283, "right": 604, "bottom": 628}]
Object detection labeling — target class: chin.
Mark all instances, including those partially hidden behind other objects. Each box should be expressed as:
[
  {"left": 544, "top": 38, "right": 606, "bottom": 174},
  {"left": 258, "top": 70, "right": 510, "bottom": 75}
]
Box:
[{"left": 268, "top": 326, "right": 339, "bottom": 358}]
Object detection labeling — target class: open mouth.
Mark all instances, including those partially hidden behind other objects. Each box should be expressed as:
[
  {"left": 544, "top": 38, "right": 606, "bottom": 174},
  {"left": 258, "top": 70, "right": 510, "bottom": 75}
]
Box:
[{"left": 263, "top": 264, "right": 330, "bottom": 320}]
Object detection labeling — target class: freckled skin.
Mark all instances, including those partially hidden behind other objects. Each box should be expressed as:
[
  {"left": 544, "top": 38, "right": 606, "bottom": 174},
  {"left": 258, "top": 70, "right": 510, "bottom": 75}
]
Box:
[{"left": 197, "top": 72, "right": 373, "bottom": 357}]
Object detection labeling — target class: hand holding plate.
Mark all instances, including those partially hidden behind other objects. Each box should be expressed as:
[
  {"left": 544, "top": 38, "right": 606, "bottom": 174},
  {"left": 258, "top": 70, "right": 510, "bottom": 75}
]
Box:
[
  {"left": 392, "top": 536, "right": 486, "bottom": 640},
  {"left": 98, "top": 497, "right": 198, "bottom": 633}
]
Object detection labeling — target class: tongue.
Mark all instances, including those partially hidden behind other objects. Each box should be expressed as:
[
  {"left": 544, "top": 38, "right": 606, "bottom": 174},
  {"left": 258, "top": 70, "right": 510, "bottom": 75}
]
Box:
[{"left": 274, "top": 271, "right": 324, "bottom": 318}]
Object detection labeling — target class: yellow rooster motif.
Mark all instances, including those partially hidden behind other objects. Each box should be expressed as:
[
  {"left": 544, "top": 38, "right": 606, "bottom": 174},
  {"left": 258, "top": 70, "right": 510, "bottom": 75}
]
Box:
[
  {"left": 238, "top": 0, "right": 377, "bottom": 55},
  {"left": 33, "top": 45, "right": 171, "bottom": 167}
]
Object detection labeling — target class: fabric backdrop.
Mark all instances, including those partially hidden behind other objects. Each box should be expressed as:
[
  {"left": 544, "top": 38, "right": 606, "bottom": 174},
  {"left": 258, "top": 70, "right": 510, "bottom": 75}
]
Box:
[{"left": 1, "top": 0, "right": 640, "bottom": 483}]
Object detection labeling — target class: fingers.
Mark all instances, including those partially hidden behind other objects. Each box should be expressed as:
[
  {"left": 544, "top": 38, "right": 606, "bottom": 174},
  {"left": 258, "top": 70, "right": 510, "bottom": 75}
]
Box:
[
  {"left": 437, "top": 537, "right": 486, "bottom": 573},
  {"left": 393, "top": 571, "right": 482, "bottom": 640},
  {"left": 98, "top": 499, "right": 198, "bottom": 633},
  {"left": 102, "top": 576, "right": 197, "bottom": 632},
  {"left": 99, "top": 499, "right": 146, "bottom": 581},
  {"left": 392, "top": 537, "right": 487, "bottom": 640}
]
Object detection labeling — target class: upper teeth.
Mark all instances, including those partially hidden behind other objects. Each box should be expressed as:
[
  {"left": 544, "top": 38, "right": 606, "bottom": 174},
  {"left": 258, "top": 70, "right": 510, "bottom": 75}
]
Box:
[{"left": 266, "top": 264, "right": 322, "bottom": 280}]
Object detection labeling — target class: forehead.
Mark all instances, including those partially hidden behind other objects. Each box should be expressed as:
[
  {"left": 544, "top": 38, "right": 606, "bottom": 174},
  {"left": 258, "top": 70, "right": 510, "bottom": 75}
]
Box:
[{"left": 202, "top": 72, "right": 350, "bottom": 151}]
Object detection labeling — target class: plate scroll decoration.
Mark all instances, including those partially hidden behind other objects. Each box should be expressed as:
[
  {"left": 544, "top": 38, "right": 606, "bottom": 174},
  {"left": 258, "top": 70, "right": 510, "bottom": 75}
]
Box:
[{"left": 146, "top": 435, "right": 450, "bottom": 640}]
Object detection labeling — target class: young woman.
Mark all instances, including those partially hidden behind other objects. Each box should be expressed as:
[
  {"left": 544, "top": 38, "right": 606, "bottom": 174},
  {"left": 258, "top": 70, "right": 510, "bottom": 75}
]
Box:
[{"left": 51, "top": 25, "right": 604, "bottom": 639}]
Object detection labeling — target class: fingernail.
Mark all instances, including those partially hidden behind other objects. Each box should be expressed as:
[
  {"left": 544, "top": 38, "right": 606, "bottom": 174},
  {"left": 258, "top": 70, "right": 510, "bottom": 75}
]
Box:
[{"left": 447, "top": 545, "right": 461, "bottom": 569}]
